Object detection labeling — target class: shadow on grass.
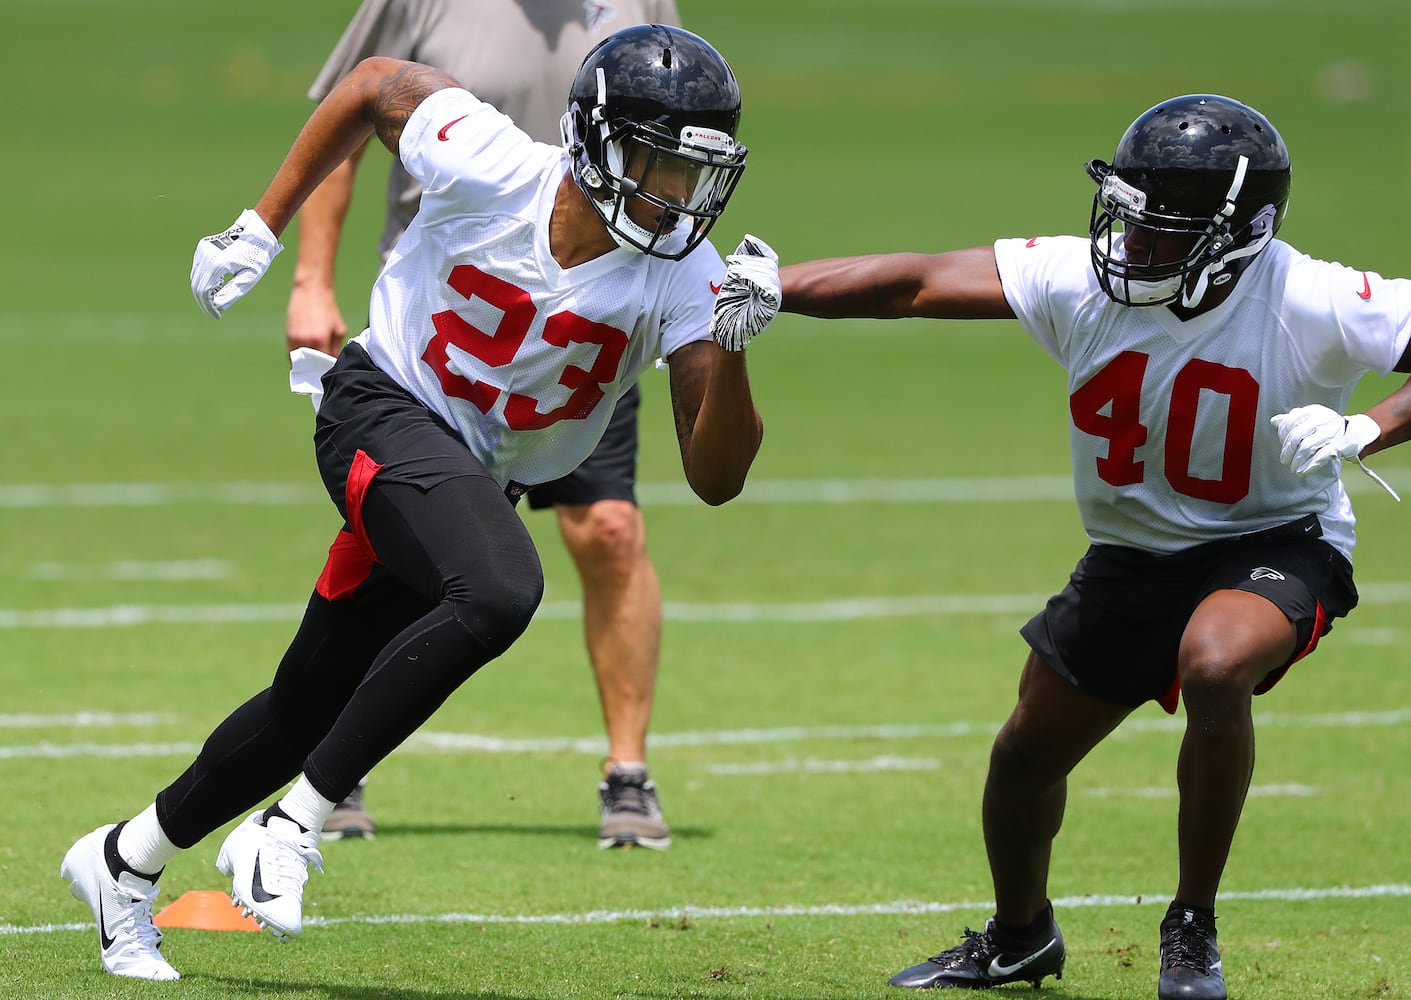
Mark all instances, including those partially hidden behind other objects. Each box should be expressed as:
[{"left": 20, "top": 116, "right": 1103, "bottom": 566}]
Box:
[{"left": 201, "top": 974, "right": 527, "bottom": 999}]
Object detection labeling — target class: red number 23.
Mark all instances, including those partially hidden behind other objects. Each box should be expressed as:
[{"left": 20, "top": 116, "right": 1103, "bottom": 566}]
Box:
[{"left": 422, "top": 264, "right": 629, "bottom": 431}]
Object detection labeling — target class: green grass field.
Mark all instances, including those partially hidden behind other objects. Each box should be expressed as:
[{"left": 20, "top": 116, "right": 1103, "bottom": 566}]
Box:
[{"left": 3, "top": 0, "right": 1410, "bottom": 997}]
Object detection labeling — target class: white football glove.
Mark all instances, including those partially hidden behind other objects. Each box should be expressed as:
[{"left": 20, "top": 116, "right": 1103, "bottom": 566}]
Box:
[
  {"left": 1271, "top": 404, "right": 1399, "bottom": 500},
  {"left": 710, "top": 234, "right": 780, "bottom": 352},
  {"left": 190, "top": 209, "right": 283, "bottom": 319}
]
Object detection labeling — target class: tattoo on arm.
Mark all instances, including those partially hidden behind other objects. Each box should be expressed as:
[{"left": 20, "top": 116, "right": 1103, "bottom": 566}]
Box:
[
  {"left": 372, "top": 63, "right": 461, "bottom": 153},
  {"left": 668, "top": 342, "right": 714, "bottom": 451}
]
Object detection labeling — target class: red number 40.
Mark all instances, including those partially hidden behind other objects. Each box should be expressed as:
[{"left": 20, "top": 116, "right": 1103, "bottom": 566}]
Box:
[
  {"left": 422, "top": 264, "right": 629, "bottom": 431},
  {"left": 1068, "top": 350, "right": 1259, "bottom": 504}
]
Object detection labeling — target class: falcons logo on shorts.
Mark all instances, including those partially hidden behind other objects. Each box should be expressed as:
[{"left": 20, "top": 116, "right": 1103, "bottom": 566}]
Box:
[{"left": 1250, "top": 567, "right": 1286, "bottom": 582}]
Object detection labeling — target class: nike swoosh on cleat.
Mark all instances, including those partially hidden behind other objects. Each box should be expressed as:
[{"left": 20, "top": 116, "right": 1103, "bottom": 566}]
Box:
[
  {"left": 250, "top": 856, "right": 280, "bottom": 903},
  {"left": 987, "top": 937, "right": 1057, "bottom": 978},
  {"left": 97, "top": 894, "right": 117, "bottom": 951}
]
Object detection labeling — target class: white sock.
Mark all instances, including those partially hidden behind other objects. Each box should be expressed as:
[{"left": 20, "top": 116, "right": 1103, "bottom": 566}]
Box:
[
  {"left": 275, "top": 775, "right": 337, "bottom": 834},
  {"left": 116, "top": 803, "right": 180, "bottom": 876}
]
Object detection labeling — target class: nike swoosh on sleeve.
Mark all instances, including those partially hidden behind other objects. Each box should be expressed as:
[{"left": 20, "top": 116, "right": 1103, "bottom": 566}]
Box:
[
  {"left": 1357, "top": 272, "right": 1372, "bottom": 300},
  {"left": 437, "top": 115, "right": 469, "bottom": 141},
  {"left": 710, "top": 281, "right": 723, "bottom": 294}
]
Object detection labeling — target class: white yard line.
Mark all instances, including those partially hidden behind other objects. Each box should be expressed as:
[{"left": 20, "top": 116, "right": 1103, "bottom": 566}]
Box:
[
  {"left": 5, "top": 709, "right": 1411, "bottom": 761},
  {"left": 2, "top": 473, "right": 1402, "bottom": 509},
  {"left": 26, "top": 560, "right": 232, "bottom": 582},
  {"left": 0, "top": 712, "right": 175, "bottom": 728},
  {"left": 2, "top": 582, "right": 1408, "bottom": 630},
  {"left": 6, "top": 882, "right": 1409, "bottom": 937}
]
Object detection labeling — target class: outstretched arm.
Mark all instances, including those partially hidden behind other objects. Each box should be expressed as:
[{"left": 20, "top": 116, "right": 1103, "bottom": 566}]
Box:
[
  {"left": 192, "top": 59, "right": 459, "bottom": 319},
  {"left": 667, "top": 342, "right": 763, "bottom": 506},
  {"left": 255, "top": 58, "right": 457, "bottom": 237},
  {"left": 780, "top": 246, "right": 1015, "bottom": 321}
]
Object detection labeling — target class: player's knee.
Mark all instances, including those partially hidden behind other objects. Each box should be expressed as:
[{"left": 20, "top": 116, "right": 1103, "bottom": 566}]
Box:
[
  {"left": 988, "top": 726, "right": 1053, "bottom": 789},
  {"left": 1178, "top": 648, "right": 1259, "bottom": 706},
  {"left": 446, "top": 567, "right": 544, "bottom": 659},
  {"left": 561, "top": 501, "right": 645, "bottom": 581}
]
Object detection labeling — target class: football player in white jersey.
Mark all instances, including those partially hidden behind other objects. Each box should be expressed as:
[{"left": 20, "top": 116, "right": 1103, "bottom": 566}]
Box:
[
  {"left": 60, "top": 25, "right": 780, "bottom": 981},
  {"left": 289, "top": 0, "right": 691, "bottom": 851},
  {"left": 778, "top": 95, "right": 1411, "bottom": 1000}
]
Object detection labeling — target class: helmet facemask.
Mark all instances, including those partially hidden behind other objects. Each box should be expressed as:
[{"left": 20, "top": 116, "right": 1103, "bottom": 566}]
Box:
[{"left": 1087, "top": 155, "right": 1279, "bottom": 310}]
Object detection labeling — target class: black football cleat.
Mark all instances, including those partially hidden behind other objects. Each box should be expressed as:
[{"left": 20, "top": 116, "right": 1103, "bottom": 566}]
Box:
[
  {"left": 889, "top": 907, "right": 1065, "bottom": 989},
  {"left": 1158, "top": 905, "right": 1225, "bottom": 999}
]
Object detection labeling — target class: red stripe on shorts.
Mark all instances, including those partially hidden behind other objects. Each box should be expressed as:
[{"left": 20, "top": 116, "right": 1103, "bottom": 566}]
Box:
[{"left": 314, "top": 449, "right": 385, "bottom": 601}]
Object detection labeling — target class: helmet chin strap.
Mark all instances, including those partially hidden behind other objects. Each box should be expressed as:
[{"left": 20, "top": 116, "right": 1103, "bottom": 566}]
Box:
[{"left": 1181, "top": 155, "right": 1257, "bottom": 309}]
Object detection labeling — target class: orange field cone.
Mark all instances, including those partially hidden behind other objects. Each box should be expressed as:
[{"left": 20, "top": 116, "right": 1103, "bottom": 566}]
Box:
[{"left": 154, "top": 890, "right": 262, "bottom": 932}]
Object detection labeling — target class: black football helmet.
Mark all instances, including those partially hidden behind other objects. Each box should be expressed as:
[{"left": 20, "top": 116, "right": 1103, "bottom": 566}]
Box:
[
  {"left": 1086, "top": 94, "right": 1291, "bottom": 308},
  {"left": 561, "top": 24, "right": 746, "bottom": 260}
]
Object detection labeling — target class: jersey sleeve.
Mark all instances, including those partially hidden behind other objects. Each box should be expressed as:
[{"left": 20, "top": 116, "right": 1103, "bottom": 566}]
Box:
[
  {"left": 309, "top": 0, "right": 418, "bottom": 101},
  {"left": 1282, "top": 253, "right": 1411, "bottom": 384},
  {"left": 659, "top": 240, "right": 728, "bottom": 358},
  {"left": 399, "top": 88, "right": 540, "bottom": 202},
  {"left": 993, "top": 235, "right": 1092, "bottom": 368}
]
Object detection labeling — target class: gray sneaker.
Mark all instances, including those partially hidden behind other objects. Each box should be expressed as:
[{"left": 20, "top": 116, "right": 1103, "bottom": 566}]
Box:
[
  {"left": 321, "top": 784, "right": 377, "bottom": 841},
  {"left": 598, "top": 763, "right": 671, "bottom": 850}
]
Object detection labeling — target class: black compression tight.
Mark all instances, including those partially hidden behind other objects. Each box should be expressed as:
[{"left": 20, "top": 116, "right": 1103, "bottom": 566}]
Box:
[{"left": 155, "top": 476, "right": 543, "bottom": 847}]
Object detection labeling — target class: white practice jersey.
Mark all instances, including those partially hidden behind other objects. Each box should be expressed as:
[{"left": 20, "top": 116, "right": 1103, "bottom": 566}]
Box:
[
  {"left": 353, "top": 88, "right": 725, "bottom": 488},
  {"left": 994, "top": 235, "right": 1411, "bottom": 560}
]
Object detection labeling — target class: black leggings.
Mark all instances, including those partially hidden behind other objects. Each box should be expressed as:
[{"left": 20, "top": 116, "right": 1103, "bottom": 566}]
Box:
[{"left": 155, "top": 475, "right": 543, "bottom": 848}]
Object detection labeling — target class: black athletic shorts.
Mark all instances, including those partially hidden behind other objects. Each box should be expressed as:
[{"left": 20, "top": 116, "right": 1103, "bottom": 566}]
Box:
[
  {"left": 1020, "top": 514, "right": 1359, "bottom": 714},
  {"left": 525, "top": 382, "right": 642, "bottom": 510},
  {"left": 313, "top": 342, "right": 497, "bottom": 507}
]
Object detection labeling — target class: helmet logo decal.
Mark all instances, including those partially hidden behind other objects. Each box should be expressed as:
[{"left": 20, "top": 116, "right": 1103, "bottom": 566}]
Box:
[
  {"left": 1101, "top": 175, "right": 1148, "bottom": 215},
  {"left": 680, "top": 125, "right": 735, "bottom": 154}
]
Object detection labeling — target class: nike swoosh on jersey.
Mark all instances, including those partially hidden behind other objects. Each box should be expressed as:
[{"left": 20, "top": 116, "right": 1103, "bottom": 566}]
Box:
[
  {"left": 710, "top": 281, "right": 723, "bottom": 294},
  {"left": 987, "top": 937, "right": 1057, "bottom": 978},
  {"left": 437, "top": 115, "right": 469, "bottom": 141},
  {"left": 98, "top": 895, "right": 117, "bottom": 951},
  {"left": 250, "top": 856, "right": 279, "bottom": 903},
  {"left": 1357, "top": 272, "right": 1372, "bottom": 300}
]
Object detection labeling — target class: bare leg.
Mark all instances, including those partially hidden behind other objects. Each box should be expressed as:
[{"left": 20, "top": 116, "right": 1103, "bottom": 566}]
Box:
[
  {"left": 1173, "top": 589, "right": 1296, "bottom": 908},
  {"left": 985, "top": 652, "right": 1130, "bottom": 925},
  {"left": 556, "top": 500, "right": 662, "bottom": 770}
]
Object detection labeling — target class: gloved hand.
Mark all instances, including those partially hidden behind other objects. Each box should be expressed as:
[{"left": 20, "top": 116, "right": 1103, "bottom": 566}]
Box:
[
  {"left": 710, "top": 234, "right": 780, "bottom": 351},
  {"left": 1271, "top": 404, "right": 1379, "bottom": 475},
  {"left": 1271, "top": 404, "right": 1399, "bottom": 501},
  {"left": 190, "top": 209, "right": 283, "bottom": 319}
]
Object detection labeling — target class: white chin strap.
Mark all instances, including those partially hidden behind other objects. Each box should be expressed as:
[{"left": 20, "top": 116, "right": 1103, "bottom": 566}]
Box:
[{"left": 1180, "top": 154, "right": 1275, "bottom": 309}]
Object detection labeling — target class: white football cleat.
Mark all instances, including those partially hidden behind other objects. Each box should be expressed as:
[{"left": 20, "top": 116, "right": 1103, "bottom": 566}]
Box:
[
  {"left": 61, "top": 824, "right": 180, "bottom": 981},
  {"left": 216, "top": 811, "right": 322, "bottom": 940}
]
